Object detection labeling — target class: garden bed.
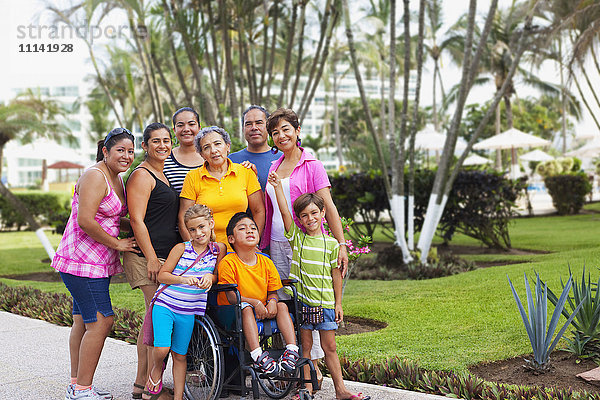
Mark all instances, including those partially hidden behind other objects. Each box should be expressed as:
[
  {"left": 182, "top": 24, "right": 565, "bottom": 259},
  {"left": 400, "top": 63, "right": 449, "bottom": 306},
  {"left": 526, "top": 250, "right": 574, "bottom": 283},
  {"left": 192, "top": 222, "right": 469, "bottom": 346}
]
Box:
[{"left": 469, "top": 350, "right": 600, "bottom": 394}]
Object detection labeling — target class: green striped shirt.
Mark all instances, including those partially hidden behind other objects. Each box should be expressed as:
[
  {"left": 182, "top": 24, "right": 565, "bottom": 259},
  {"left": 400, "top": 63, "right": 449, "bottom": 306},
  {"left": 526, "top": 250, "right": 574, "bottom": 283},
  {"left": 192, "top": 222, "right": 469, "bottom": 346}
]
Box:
[{"left": 284, "top": 224, "right": 339, "bottom": 307}]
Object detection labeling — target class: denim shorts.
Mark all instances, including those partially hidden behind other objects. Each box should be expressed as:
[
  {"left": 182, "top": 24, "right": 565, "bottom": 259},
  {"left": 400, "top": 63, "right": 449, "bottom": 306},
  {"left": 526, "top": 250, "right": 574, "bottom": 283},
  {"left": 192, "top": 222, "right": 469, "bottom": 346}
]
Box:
[
  {"left": 60, "top": 272, "right": 113, "bottom": 323},
  {"left": 300, "top": 303, "right": 338, "bottom": 331},
  {"left": 152, "top": 304, "right": 195, "bottom": 355}
]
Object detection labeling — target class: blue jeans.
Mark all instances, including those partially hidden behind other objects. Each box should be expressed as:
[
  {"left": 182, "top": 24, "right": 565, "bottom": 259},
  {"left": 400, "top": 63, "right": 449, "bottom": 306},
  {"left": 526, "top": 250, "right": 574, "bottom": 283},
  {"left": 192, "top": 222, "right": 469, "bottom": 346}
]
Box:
[{"left": 60, "top": 272, "right": 113, "bottom": 323}]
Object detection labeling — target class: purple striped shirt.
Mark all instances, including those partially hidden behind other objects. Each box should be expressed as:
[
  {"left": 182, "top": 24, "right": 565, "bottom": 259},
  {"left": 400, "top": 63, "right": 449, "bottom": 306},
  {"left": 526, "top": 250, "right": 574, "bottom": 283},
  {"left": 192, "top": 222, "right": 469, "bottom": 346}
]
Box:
[{"left": 154, "top": 241, "right": 218, "bottom": 315}]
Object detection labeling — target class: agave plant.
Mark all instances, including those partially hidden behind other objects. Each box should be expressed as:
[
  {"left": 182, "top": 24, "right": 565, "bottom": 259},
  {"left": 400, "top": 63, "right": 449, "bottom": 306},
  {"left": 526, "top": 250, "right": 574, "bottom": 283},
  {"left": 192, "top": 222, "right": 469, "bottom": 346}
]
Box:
[
  {"left": 507, "top": 272, "right": 585, "bottom": 372},
  {"left": 548, "top": 266, "right": 600, "bottom": 339}
]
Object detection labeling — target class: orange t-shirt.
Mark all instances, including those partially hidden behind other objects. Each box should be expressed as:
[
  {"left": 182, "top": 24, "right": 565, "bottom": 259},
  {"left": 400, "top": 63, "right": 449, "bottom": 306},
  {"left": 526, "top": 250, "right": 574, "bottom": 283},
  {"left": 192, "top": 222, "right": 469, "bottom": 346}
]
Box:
[{"left": 217, "top": 252, "right": 282, "bottom": 305}]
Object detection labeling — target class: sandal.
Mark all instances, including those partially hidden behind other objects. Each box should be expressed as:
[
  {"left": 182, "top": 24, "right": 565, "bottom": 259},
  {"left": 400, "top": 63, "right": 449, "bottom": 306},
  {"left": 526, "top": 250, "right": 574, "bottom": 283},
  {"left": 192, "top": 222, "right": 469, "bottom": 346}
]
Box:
[
  {"left": 132, "top": 383, "right": 144, "bottom": 399},
  {"left": 340, "top": 394, "right": 371, "bottom": 400},
  {"left": 291, "top": 392, "right": 314, "bottom": 400}
]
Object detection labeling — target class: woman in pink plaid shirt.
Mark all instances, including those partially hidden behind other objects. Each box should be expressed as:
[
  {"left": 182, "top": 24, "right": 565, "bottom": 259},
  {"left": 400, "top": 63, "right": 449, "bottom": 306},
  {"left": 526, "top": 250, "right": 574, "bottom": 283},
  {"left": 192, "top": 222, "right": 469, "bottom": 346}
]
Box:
[{"left": 52, "top": 128, "right": 139, "bottom": 400}]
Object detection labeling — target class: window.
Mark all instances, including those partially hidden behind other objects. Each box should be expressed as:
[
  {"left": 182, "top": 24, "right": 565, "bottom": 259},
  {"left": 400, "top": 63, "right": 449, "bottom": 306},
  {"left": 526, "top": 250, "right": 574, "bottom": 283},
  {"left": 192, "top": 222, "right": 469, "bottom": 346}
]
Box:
[{"left": 17, "top": 158, "right": 43, "bottom": 167}]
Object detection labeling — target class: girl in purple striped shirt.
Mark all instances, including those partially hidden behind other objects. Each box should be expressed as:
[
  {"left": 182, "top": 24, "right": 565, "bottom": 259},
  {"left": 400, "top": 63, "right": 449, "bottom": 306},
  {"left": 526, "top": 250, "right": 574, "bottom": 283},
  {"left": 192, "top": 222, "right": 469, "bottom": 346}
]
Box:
[{"left": 143, "top": 204, "right": 226, "bottom": 400}]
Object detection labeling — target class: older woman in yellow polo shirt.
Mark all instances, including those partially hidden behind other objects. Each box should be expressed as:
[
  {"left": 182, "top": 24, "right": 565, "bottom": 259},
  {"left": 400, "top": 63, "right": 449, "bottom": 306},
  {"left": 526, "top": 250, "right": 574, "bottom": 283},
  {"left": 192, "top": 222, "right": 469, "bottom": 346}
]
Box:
[{"left": 179, "top": 126, "right": 265, "bottom": 251}]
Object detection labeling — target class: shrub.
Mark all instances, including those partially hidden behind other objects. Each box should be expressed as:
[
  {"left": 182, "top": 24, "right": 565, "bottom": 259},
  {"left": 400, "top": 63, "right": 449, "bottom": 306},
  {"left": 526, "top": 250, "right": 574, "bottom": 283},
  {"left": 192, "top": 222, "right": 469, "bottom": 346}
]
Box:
[
  {"left": 329, "top": 171, "right": 388, "bottom": 239},
  {"left": 439, "top": 171, "right": 527, "bottom": 249},
  {"left": 0, "top": 283, "right": 142, "bottom": 344},
  {"left": 544, "top": 173, "right": 591, "bottom": 215},
  {"left": 330, "top": 170, "right": 524, "bottom": 249},
  {"left": 0, "top": 192, "right": 70, "bottom": 231},
  {"left": 334, "top": 355, "right": 600, "bottom": 399}
]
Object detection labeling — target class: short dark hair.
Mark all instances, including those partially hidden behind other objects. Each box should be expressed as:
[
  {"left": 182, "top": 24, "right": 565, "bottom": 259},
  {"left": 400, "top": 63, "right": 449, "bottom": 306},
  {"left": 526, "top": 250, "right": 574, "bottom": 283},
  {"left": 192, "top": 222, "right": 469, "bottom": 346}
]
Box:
[
  {"left": 226, "top": 212, "right": 256, "bottom": 251},
  {"left": 242, "top": 105, "right": 269, "bottom": 125},
  {"left": 143, "top": 122, "right": 170, "bottom": 145},
  {"left": 293, "top": 193, "right": 325, "bottom": 219},
  {"left": 266, "top": 108, "right": 300, "bottom": 135},
  {"left": 172, "top": 107, "right": 200, "bottom": 126},
  {"left": 226, "top": 212, "right": 256, "bottom": 237},
  {"left": 96, "top": 128, "right": 135, "bottom": 162}
]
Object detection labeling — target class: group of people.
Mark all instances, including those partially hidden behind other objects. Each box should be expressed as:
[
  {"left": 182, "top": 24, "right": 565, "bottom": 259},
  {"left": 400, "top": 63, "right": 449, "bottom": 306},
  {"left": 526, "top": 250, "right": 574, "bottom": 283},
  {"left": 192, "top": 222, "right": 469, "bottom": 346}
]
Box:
[{"left": 51, "top": 105, "right": 370, "bottom": 400}]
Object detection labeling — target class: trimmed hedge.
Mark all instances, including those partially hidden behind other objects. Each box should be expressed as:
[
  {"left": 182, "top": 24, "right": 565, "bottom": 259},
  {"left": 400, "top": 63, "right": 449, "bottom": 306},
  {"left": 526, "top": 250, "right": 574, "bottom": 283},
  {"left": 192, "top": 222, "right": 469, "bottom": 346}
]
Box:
[
  {"left": 545, "top": 173, "right": 592, "bottom": 215},
  {"left": 330, "top": 170, "right": 526, "bottom": 249},
  {"left": 0, "top": 192, "right": 71, "bottom": 232}
]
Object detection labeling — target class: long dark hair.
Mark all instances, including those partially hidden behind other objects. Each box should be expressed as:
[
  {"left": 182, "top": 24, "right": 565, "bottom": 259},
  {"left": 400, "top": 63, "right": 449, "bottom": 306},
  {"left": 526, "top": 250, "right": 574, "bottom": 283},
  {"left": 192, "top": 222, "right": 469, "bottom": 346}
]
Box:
[{"left": 96, "top": 128, "right": 135, "bottom": 162}]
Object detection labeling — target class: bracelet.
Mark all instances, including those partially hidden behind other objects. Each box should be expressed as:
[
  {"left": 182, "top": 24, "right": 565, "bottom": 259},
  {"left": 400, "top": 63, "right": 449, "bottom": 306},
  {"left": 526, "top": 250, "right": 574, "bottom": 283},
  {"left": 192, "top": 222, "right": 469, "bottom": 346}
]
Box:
[{"left": 338, "top": 242, "right": 347, "bottom": 246}]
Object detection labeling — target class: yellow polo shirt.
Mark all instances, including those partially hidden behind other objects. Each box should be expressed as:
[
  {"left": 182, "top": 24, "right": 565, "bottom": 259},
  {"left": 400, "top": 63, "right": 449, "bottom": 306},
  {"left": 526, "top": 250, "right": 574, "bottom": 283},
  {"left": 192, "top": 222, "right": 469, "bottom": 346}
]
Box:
[{"left": 180, "top": 161, "right": 261, "bottom": 251}]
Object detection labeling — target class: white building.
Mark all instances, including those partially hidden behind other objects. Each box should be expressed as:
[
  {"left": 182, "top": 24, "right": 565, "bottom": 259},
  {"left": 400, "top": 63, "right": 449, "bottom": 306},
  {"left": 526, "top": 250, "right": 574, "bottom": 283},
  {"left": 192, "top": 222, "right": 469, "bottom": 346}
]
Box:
[
  {"left": 291, "top": 65, "right": 416, "bottom": 171},
  {"left": 1, "top": 84, "right": 97, "bottom": 188}
]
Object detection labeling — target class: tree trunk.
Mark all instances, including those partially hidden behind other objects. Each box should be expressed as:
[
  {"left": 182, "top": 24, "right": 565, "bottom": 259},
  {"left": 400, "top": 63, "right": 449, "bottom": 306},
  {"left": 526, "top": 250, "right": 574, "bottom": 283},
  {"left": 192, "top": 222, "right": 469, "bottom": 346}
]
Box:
[
  {"left": 407, "top": 0, "right": 426, "bottom": 252},
  {"left": 279, "top": 1, "right": 299, "bottom": 107},
  {"left": 127, "top": 12, "right": 160, "bottom": 121},
  {"left": 341, "top": 0, "right": 392, "bottom": 197},
  {"left": 333, "top": 67, "right": 344, "bottom": 168},
  {"left": 265, "top": 0, "right": 280, "bottom": 103},
  {"left": 418, "top": 0, "right": 488, "bottom": 262},
  {"left": 205, "top": 1, "right": 225, "bottom": 114},
  {"left": 298, "top": 0, "right": 333, "bottom": 118},
  {"left": 433, "top": 58, "right": 439, "bottom": 130},
  {"left": 419, "top": 0, "right": 537, "bottom": 263},
  {"left": 559, "top": 38, "right": 567, "bottom": 155},
  {"left": 151, "top": 51, "right": 177, "bottom": 107},
  {"left": 379, "top": 59, "right": 386, "bottom": 146},
  {"left": 163, "top": 3, "right": 194, "bottom": 108},
  {"left": 220, "top": 0, "right": 239, "bottom": 134},
  {"left": 299, "top": 5, "right": 339, "bottom": 123},
  {"left": 571, "top": 70, "right": 600, "bottom": 131},
  {"left": 290, "top": 2, "right": 308, "bottom": 109}
]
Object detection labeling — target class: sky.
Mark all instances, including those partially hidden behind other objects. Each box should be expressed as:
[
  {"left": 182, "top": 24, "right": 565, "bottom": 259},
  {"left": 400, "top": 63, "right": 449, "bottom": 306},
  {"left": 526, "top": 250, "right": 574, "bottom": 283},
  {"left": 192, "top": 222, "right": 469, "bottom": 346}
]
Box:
[{"left": 0, "top": 0, "right": 597, "bottom": 148}]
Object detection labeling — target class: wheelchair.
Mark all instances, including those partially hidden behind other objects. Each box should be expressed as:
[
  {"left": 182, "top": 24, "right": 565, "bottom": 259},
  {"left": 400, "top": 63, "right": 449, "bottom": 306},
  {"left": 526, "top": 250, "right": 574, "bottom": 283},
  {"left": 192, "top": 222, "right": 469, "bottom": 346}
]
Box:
[{"left": 184, "top": 279, "right": 319, "bottom": 400}]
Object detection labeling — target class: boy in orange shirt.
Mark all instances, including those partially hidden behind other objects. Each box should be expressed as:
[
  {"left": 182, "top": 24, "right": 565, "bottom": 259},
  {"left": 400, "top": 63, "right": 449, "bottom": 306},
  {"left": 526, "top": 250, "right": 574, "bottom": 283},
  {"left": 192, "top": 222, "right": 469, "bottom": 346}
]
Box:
[{"left": 218, "top": 212, "right": 299, "bottom": 377}]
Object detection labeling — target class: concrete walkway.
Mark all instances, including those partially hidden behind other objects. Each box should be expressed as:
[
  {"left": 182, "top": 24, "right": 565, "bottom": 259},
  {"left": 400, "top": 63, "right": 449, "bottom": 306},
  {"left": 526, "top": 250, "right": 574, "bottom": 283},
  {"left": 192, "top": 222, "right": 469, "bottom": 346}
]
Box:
[{"left": 0, "top": 311, "right": 449, "bottom": 400}]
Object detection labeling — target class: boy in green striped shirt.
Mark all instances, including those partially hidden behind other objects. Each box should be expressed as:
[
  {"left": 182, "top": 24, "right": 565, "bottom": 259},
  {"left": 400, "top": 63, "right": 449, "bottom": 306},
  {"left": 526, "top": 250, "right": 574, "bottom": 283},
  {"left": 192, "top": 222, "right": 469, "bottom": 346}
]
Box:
[{"left": 268, "top": 172, "right": 371, "bottom": 400}]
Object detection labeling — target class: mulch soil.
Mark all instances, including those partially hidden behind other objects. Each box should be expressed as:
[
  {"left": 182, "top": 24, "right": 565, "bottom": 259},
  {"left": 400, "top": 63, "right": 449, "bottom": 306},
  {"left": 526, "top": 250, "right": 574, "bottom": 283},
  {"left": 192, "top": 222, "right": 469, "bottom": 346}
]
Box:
[{"left": 469, "top": 350, "right": 600, "bottom": 394}]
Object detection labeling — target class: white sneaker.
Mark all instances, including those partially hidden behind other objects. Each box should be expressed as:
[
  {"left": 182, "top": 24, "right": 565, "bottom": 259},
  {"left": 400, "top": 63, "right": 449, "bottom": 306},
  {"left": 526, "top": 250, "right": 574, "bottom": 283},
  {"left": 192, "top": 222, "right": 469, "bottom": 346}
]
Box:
[
  {"left": 66, "top": 384, "right": 112, "bottom": 400},
  {"left": 68, "top": 387, "right": 104, "bottom": 399}
]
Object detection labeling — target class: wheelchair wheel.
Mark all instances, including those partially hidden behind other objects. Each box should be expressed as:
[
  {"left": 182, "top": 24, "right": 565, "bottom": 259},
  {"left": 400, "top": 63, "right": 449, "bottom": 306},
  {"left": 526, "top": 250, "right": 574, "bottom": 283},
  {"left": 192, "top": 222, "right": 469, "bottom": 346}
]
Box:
[
  {"left": 256, "top": 334, "right": 295, "bottom": 399},
  {"left": 257, "top": 370, "right": 296, "bottom": 399},
  {"left": 184, "top": 316, "right": 224, "bottom": 400}
]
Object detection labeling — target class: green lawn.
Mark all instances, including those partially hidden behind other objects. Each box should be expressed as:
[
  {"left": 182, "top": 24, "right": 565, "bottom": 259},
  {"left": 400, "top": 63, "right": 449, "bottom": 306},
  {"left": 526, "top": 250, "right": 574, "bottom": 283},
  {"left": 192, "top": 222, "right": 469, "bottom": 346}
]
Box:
[{"left": 2, "top": 206, "right": 600, "bottom": 372}]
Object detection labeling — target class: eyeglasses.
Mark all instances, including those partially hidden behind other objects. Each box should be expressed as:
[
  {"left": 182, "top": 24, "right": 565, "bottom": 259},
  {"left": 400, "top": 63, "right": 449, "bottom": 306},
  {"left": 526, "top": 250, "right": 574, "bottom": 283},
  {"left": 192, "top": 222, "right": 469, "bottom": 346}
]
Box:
[{"left": 105, "top": 128, "right": 135, "bottom": 144}]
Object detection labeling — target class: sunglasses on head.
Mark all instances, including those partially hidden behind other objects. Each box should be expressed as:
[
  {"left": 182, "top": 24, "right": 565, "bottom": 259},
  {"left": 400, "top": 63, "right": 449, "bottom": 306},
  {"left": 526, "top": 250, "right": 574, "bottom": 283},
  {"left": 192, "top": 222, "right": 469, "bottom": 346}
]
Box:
[{"left": 105, "top": 128, "right": 134, "bottom": 144}]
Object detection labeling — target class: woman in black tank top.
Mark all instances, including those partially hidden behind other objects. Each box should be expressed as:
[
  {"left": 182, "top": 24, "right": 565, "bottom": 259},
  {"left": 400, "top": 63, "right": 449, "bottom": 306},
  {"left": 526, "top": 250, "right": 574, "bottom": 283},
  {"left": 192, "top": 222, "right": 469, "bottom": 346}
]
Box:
[{"left": 124, "top": 122, "right": 179, "bottom": 398}]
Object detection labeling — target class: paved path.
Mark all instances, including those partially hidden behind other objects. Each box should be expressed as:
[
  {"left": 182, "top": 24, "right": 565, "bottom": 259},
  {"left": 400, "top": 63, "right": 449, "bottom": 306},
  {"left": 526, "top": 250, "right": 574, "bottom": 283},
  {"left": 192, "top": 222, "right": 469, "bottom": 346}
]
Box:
[{"left": 0, "top": 311, "right": 450, "bottom": 400}]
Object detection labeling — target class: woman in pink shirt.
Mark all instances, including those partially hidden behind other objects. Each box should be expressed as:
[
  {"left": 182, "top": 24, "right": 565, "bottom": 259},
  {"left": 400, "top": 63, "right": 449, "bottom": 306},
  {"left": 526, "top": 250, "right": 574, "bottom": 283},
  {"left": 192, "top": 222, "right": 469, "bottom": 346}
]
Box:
[
  {"left": 262, "top": 108, "right": 348, "bottom": 389},
  {"left": 52, "top": 128, "right": 138, "bottom": 400}
]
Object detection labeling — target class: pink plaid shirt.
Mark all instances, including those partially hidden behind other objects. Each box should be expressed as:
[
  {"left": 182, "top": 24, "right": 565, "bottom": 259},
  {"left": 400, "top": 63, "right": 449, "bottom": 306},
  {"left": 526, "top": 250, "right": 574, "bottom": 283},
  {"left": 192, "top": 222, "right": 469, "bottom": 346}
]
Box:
[
  {"left": 261, "top": 148, "right": 330, "bottom": 249},
  {"left": 52, "top": 168, "right": 127, "bottom": 278}
]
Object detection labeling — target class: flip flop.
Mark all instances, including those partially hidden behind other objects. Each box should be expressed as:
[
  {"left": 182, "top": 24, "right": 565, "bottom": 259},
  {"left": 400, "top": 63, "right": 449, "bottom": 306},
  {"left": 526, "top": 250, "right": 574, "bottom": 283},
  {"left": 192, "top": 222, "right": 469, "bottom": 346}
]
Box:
[
  {"left": 132, "top": 382, "right": 145, "bottom": 399},
  {"left": 340, "top": 394, "right": 371, "bottom": 400}
]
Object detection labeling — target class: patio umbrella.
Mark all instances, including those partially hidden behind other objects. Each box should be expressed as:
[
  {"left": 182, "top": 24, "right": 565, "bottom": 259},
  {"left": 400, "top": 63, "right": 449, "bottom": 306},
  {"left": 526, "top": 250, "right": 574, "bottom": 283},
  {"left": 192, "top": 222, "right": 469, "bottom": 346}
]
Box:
[
  {"left": 473, "top": 128, "right": 550, "bottom": 179},
  {"left": 566, "top": 137, "right": 600, "bottom": 158},
  {"left": 409, "top": 124, "right": 467, "bottom": 151},
  {"left": 463, "top": 154, "right": 491, "bottom": 166},
  {"left": 519, "top": 149, "right": 554, "bottom": 162}
]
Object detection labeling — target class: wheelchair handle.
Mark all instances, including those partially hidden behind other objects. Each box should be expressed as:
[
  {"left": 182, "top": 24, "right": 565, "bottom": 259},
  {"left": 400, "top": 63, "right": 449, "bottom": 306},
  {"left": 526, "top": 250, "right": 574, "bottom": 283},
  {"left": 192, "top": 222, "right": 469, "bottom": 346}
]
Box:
[
  {"left": 210, "top": 283, "right": 238, "bottom": 293},
  {"left": 281, "top": 279, "right": 298, "bottom": 286}
]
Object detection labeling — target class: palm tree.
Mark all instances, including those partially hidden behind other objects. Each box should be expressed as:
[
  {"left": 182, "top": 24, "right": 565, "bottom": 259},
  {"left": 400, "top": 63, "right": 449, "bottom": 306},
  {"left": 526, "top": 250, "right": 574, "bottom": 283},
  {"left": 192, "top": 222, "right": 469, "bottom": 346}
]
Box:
[
  {"left": 0, "top": 92, "right": 71, "bottom": 254},
  {"left": 424, "top": 0, "right": 463, "bottom": 130}
]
